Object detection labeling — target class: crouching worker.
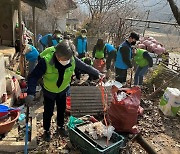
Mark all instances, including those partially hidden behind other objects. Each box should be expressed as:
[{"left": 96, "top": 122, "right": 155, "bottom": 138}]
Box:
[
  {"left": 134, "top": 48, "right": 153, "bottom": 86},
  {"left": 25, "top": 40, "right": 104, "bottom": 141},
  {"left": 105, "top": 43, "right": 117, "bottom": 78},
  {"left": 23, "top": 44, "right": 39, "bottom": 75},
  {"left": 75, "top": 57, "right": 95, "bottom": 81}
]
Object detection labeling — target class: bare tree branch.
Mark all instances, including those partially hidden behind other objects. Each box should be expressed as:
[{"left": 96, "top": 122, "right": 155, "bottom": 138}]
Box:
[{"left": 167, "top": 0, "right": 180, "bottom": 25}]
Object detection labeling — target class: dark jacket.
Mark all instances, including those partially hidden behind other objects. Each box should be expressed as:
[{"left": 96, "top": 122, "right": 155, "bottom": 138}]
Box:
[
  {"left": 27, "top": 54, "right": 100, "bottom": 96},
  {"left": 143, "top": 52, "right": 153, "bottom": 67}
]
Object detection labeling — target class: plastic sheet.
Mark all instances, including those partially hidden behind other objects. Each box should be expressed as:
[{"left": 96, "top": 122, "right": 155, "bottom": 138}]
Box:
[{"left": 67, "top": 116, "right": 84, "bottom": 129}]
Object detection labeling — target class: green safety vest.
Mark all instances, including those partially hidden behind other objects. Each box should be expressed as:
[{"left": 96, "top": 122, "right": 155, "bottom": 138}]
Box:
[
  {"left": 40, "top": 46, "right": 55, "bottom": 58},
  {"left": 95, "top": 46, "right": 105, "bottom": 59},
  {"left": 43, "top": 50, "right": 75, "bottom": 93},
  {"left": 134, "top": 49, "right": 149, "bottom": 67}
]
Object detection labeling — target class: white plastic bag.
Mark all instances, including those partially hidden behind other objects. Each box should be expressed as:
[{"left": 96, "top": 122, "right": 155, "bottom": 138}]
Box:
[{"left": 159, "top": 87, "right": 180, "bottom": 116}]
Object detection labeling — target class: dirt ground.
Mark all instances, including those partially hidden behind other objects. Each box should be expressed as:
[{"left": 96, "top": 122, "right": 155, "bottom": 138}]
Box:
[
  {"left": 23, "top": 94, "right": 180, "bottom": 154},
  {"left": 23, "top": 70, "right": 180, "bottom": 154},
  {"left": 2, "top": 62, "right": 178, "bottom": 154}
]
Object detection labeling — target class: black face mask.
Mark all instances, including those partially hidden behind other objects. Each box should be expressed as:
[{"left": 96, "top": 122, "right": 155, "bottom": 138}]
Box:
[{"left": 131, "top": 41, "right": 136, "bottom": 45}]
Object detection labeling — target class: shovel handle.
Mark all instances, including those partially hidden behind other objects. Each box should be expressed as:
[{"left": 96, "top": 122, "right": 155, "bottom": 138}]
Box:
[{"left": 24, "top": 106, "right": 29, "bottom": 154}]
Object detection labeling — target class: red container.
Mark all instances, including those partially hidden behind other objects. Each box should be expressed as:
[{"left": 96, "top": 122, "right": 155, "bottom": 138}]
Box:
[
  {"left": 66, "top": 96, "right": 71, "bottom": 112},
  {"left": 93, "top": 59, "right": 106, "bottom": 73},
  {"left": 1, "top": 93, "right": 7, "bottom": 103},
  {"left": 0, "top": 111, "right": 8, "bottom": 118},
  {"left": 0, "top": 110, "right": 20, "bottom": 134},
  {"left": 19, "top": 79, "right": 27, "bottom": 89}
]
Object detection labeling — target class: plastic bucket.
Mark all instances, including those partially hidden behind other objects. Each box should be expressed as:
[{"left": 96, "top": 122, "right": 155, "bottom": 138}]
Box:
[{"left": 0, "top": 105, "right": 9, "bottom": 118}]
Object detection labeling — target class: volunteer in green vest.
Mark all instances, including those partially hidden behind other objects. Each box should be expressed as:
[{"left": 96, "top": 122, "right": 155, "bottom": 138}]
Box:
[
  {"left": 92, "top": 39, "right": 107, "bottom": 72},
  {"left": 134, "top": 48, "right": 153, "bottom": 85},
  {"left": 25, "top": 40, "right": 104, "bottom": 141},
  {"left": 92, "top": 39, "right": 107, "bottom": 60}
]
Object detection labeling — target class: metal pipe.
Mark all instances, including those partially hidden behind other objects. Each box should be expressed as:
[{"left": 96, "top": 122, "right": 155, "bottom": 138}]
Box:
[
  {"left": 133, "top": 134, "right": 157, "bottom": 154},
  {"left": 32, "top": 6, "right": 36, "bottom": 47}
]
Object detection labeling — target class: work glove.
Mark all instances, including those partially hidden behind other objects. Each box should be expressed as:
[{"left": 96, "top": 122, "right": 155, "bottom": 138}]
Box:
[
  {"left": 99, "top": 73, "right": 105, "bottom": 79},
  {"left": 25, "top": 95, "right": 35, "bottom": 107},
  {"left": 98, "top": 73, "right": 106, "bottom": 83}
]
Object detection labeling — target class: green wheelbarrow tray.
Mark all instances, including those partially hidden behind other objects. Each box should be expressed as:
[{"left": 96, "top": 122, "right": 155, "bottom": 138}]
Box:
[{"left": 68, "top": 122, "right": 125, "bottom": 154}]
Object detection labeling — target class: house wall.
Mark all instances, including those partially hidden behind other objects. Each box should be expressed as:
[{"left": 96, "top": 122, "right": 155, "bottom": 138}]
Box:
[
  {"left": 12, "top": 9, "right": 18, "bottom": 45},
  {"left": 0, "top": 1, "right": 18, "bottom": 46},
  {"left": 57, "top": 15, "right": 67, "bottom": 32}
]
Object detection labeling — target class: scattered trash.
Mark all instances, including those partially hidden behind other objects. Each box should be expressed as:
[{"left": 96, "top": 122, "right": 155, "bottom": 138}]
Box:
[
  {"left": 104, "top": 80, "right": 123, "bottom": 89},
  {"left": 116, "top": 91, "right": 127, "bottom": 101},
  {"left": 68, "top": 122, "right": 124, "bottom": 154},
  {"left": 80, "top": 122, "right": 115, "bottom": 140}
]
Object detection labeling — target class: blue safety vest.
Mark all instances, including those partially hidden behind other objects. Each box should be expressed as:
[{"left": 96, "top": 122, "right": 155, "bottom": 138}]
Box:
[
  {"left": 105, "top": 43, "right": 116, "bottom": 53},
  {"left": 25, "top": 45, "right": 39, "bottom": 62},
  {"left": 115, "top": 41, "right": 132, "bottom": 69},
  {"left": 40, "top": 34, "right": 52, "bottom": 46},
  {"left": 77, "top": 36, "right": 87, "bottom": 54}
]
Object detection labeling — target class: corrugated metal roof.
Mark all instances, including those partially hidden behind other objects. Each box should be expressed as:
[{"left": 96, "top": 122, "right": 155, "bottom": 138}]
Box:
[
  {"left": 70, "top": 86, "right": 112, "bottom": 117},
  {"left": 22, "top": 0, "right": 47, "bottom": 10}
]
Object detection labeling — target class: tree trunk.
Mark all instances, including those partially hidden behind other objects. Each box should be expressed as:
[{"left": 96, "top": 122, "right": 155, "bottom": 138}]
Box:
[{"left": 167, "top": 0, "right": 180, "bottom": 25}]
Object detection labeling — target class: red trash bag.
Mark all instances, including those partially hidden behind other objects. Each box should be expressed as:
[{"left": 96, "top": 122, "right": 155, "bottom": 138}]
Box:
[
  {"left": 108, "top": 86, "right": 141, "bottom": 133},
  {"left": 93, "top": 59, "right": 106, "bottom": 73},
  {"left": 66, "top": 96, "right": 71, "bottom": 113}
]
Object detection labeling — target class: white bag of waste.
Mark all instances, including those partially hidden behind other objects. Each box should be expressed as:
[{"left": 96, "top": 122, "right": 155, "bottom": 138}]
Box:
[{"left": 159, "top": 87, "right": 180, "bottom": 116}]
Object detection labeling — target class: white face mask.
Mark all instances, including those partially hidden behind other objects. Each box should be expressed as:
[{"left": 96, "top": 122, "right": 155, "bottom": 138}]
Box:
[
  {"left": 82, "top": 34, "right": 86, "bottom": 38},
  {"left": 56, "top": 34, "right": 61, "bottom": 38},
  {"left": 59, "top": 59, "right": 70, "bottom": 66}
]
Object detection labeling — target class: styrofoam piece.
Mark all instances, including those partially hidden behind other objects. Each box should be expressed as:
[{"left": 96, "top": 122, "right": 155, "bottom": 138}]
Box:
[
  {"left": 0, "top": 53, "right": 6, "bottom": 100},
  {"left": 6, "top": 69, "right": 24, "bottom": 80},
  {"left": 104, "top": 80, "right": 123, "bottom": 88}
]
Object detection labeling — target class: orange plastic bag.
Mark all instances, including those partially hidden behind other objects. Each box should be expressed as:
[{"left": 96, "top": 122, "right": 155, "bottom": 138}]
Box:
[
  {"left": 93, "top": 59, "right": 105, "bottom": 73},
  {"left": 108, "top": 86, "right": 141, "bottom": 133}
]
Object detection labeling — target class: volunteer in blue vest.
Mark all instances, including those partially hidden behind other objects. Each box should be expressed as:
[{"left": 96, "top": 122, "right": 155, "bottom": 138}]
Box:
[
  {"left": 40, "top": 30, "right": 62, "bottom": 50},
  {"left": 25, "top": 40, "right": 104, "bottom": 141},
  {"left": 105, "top": 43, "right": 117, "bottom": 78},
  {"left": 115, "top": 32, "right": 139, "bottom": 84},
  {"left": 74, "top": 29, "right": 87, "bottom": 58},
  {"left": 22, "top": 43, "right": 39, "bottom": 75},
  {"left": 134, "top": 48, "right": 153, "bottom": 86}
]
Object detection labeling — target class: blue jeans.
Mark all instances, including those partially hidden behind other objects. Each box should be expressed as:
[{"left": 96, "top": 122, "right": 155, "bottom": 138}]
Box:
[{"left": 134, "top": 65, "right": 149, "bottom": 85}]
